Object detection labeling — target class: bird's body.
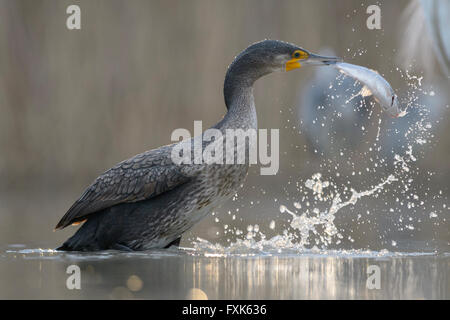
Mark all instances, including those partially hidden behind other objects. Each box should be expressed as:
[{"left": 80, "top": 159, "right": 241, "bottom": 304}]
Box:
[
  {"left": 56, "top": 40, "right": 338, "bottom": 251},
  {"left": 57, "top": 109, "right": 254, "bottom": 251}
]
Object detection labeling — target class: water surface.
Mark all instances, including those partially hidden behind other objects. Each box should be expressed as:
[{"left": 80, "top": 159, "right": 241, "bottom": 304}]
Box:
[{"left": 1, "top": 245, "right": 448, "bottom": 299}]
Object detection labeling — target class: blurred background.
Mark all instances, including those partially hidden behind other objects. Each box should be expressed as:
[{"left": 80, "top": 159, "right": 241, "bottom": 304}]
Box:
[{"left": 0, "top": 0, "right": 448, "bottom": 251}]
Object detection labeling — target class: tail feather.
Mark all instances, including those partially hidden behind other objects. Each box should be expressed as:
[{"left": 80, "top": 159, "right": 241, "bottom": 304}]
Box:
[{"left": 56, "top": 216, "right": 100, "bottom": 251}]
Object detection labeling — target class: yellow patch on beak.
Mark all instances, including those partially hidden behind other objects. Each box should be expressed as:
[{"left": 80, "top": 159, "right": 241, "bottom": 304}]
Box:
[
  {"left": 286, "top": 50, "right": 309, "bottom": 71},
  {"left": 285, "top": 58, "right": 301, "bottom": 71}
]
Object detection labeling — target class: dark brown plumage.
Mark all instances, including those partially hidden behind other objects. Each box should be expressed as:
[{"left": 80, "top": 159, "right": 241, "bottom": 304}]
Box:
[
  {"left": 55, "top": 145, "right": 189, "bottom": 229},
  {"left": 55, "top": 40, "right": 339, "bottom": 251}
]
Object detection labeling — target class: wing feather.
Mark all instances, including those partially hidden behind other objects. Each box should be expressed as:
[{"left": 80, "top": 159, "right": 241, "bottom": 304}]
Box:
[{"left": 55, "top": 145, "right": 190, "bottom": 229}]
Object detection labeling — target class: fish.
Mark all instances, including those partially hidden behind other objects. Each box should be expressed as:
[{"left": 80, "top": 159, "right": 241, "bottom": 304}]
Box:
[{"left": 333, "top": 62, "right": 406, "bottom": 118}]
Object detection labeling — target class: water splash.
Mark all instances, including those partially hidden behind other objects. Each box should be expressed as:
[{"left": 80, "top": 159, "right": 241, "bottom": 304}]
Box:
[
  {"left": 277, "top": 173, "right": 398, "bottom": 248},
  {"left": 191, "top": 61, "right": 448, "bottom": 254}
]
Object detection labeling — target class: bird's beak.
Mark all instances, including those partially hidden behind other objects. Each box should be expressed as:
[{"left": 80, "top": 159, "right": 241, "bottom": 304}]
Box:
[
  {"left": 304, "top": 52, "right": 341, "bottom": 66},
  {"left": 286, "top": 51, "right": 341, "bottom": 71}
]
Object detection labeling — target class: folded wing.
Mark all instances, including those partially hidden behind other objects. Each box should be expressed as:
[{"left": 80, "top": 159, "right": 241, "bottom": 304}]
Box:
[{"left": 55, "top": 145, "right": 190, "bottom": 229}]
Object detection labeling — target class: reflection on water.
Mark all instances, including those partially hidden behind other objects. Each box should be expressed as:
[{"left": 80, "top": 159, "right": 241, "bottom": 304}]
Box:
[{"left": 0, "top": 246, "right": 448, "bottom": 299}]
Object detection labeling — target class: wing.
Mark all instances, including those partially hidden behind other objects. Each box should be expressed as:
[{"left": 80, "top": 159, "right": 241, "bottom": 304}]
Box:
[{"left": 55, "top": 144, "right": 190, "bottom": 229}]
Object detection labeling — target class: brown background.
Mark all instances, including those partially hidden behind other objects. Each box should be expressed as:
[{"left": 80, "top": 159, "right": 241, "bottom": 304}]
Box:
[{"left": 0, "top": 0, "right": 448, "bottom": 249}]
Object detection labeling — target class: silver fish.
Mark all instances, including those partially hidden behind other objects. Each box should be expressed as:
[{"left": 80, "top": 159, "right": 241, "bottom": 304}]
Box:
[{"left": 333, "top": 62, "right": 405, "bottom": 118}]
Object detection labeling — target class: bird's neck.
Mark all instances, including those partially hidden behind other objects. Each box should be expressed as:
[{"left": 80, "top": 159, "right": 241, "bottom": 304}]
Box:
[
  {"left": 218, "top": 84, "right": 257, "bottom": 131},
  {"left": 219, "top": 57, "right": 268, "bottom": 130}
]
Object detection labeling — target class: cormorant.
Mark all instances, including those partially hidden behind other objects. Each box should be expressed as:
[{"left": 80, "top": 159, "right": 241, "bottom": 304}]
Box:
[{"left": 55, "top": 40, "right": 339, "bottom": 251}]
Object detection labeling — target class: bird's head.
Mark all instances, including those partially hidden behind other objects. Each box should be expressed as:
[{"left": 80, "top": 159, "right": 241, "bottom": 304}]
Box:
[
  {"left": 230, "top": 40, "right": 341, "bottom": 75},
  {"left": 224, "top": 40, "right": 341, "bottom": 107}
]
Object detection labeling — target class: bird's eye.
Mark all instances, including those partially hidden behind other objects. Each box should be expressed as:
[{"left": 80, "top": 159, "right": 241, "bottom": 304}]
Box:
[{"left": 293, "top": 51, "right": 301, "bottom": 59}]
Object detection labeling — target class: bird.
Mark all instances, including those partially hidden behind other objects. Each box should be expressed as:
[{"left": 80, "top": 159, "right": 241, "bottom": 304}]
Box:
[{"left": 55, "top": 40, "right": 339, "bottom": 251}]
